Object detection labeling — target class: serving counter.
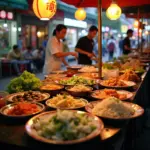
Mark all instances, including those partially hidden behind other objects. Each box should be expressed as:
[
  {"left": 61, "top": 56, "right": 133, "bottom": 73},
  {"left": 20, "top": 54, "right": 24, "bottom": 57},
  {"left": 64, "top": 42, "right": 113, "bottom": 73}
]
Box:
[{"left": 0, "top": 68, "right": 149, "bottom": 150}]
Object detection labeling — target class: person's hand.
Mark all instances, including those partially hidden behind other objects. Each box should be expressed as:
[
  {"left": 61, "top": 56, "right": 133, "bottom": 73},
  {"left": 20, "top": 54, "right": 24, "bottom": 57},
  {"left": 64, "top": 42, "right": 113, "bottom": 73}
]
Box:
[
  {"left": 70, "top": 52, "right": 78, "bottom": 59},
  {"left": 87, "top": 53, "right": 94, "bottom": 58}
]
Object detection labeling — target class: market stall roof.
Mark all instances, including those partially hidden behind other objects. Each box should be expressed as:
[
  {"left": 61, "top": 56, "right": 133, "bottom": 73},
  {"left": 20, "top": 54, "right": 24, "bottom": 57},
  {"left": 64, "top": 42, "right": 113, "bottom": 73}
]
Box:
[
  {"left": 0, "top": 0, "right": 28, "bottom": 10},
  {"left": 126, "top": 13, "right": 150, "bottom": 19},
  {"left": 62, "top": 0, "right": 150, "bottom": 8}
]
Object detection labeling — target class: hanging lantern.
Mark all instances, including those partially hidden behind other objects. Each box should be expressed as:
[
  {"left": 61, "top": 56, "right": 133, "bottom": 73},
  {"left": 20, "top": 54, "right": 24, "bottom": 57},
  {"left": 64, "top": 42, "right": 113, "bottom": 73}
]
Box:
[
  {"left": 133, "top": 20, "right": 139, "bottom": 28},
  {"left": 106, "top": 2, "right": 122, "bottom": 20},
  {"left": 75, "top": 8, "right": 86, "bottom": 21},
  {"left": 33, "top": 0, "right": 57, "bottom": 20}
]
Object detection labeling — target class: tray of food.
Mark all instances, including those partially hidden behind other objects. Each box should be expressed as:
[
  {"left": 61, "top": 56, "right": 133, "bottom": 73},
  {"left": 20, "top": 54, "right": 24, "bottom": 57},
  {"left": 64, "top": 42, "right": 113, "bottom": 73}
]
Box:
[
  {"left": 78, "top": 66, "right": 98, "bottom": 73},
  {"left": 85, "top": 97, "right": 144, "bottom": 120},
  {"left": 6, "top": 91, "right": 50, "bottom": 103},
  {"left": 65, "top": 84, "right": 93, "bottom": 97},
  {"left": 0, "top": 102, "right": 45, "bottom": 118},
  {"left": 46, "top": 94, "right": 88, "bottom": 110},
  {"left": 25, "top": 110, "right": 104, "bottom": 144},
  {"left": 58, "top": 76, "right": 96, "bottom": 86},
  {"left": 99, "top": 78, "right": 136, "bottom": 89},
  {"left": 91, "top": 89, "right": 133, "bottom": 100}
]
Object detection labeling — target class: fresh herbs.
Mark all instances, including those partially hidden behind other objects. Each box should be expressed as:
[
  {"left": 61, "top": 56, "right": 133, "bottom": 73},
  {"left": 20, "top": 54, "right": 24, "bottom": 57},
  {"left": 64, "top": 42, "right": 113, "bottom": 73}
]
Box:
[{"left": 7, "top": 71, "right": 42, "bottom": 93}]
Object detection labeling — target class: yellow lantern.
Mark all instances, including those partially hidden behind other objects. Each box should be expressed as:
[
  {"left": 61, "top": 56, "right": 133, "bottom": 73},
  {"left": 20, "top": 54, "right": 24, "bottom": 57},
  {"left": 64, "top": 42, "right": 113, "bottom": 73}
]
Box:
[
  {"left": 33, "top": 0, "right": 57, "bottom": 20},
  {"left": 75, "top": 8, "right": 86, "bottom": 21},
  {"left": 106, "top": 2, "right": 122, "bottom": 20},
  {"left": 133, "top": 20, "right": 139, "bottom": 28}
]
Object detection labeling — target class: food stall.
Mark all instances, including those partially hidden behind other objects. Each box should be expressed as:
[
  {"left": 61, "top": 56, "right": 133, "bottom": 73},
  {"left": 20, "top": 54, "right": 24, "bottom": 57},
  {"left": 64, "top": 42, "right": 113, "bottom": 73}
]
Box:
[{"left": 0, "top": 56, "right": 149, "bottom": 150}]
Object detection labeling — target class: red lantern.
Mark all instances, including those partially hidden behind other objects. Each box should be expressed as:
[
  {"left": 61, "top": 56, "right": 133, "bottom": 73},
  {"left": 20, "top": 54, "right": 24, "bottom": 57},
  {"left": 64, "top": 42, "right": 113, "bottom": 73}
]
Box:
[{"left": 7, "top": 12, "right": 13, "bottom": 20}]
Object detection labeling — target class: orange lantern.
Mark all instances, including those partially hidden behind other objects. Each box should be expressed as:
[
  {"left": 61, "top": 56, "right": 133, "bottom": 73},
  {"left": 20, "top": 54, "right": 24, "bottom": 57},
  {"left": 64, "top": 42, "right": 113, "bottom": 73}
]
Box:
[
  {"left": 75, "top": 8, "right": 86, "bottom": 21},
  {"left": 33, "top": 0, "right": 57, "bottom": 20}
]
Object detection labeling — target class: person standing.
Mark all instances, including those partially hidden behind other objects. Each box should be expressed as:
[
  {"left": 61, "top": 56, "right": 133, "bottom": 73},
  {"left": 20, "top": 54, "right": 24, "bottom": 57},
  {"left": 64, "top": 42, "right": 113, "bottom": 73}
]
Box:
[
  {"left": 75, "top": 25, "right": 98, "bottom": 65},
  {"left": 43, "top": 24, "right": 77, "bottom": 75},
  {"left": 42, "top": 35, "right": 48, "bottom": 49},
  {"left": 123, "top": 29, "right": 134, "bottom": 55},
  {"left": 107, "top": 36, "right": 116, "bottom": 61}
]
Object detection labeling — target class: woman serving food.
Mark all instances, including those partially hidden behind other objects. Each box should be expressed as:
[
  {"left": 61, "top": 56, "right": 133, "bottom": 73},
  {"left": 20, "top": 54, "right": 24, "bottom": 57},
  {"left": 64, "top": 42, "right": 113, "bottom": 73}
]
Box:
[{"left": 43, "top": 24, "right": 77, "bottom": 75}]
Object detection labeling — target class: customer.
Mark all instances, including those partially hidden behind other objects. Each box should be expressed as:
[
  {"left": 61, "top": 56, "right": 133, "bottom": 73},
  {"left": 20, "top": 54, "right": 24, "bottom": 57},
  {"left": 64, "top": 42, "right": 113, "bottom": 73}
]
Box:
[
  {"left": 17, "top": 34, "right": 23, "bottom": 51},
  {"left": 43, "top": 24, "right": 77, "bottom": 75},
  {"left": 75, "top": 25, "right": 98, "bottom": 65},
  {"left": 32, "top": 47, "right": 44, "bottom": 71},
  {"left": 23, "top": 46, "right": 33, "bottom": 60},
  {"left": 123, "top": 29, "right": 134, "bottom": 55},
  {"left": 7, "top": 45, "right": 23, "bottom": 75},
  {"left": 107, "top": 36, "right": 116, "bottom": 61}
]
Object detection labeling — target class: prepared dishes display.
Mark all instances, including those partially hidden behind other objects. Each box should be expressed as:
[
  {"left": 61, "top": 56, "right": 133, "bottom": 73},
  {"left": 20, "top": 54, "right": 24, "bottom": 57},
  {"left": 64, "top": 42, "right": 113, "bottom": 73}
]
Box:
[
  {"left": 91, "top": 89, "right": 133, "bottom": 100},
  {"left": 6, "top": 91, "right": 50, "bottom": 103},
  {"left": 25, "top": 110, "right": 104, "bottom": 144},
  {"left": 100, "top": 78, "right": 136, "bottom": 88},
  {"left": 59, "top": 76, "right": 96, "bottom": 86},
  {"left": 85, "top": 97, "right": 144, "bottom": 119},
  {"left": 40, "top": 84, "right": 64, "bottom": 91},
  {"left": 119, "top": 69, "right": 140, "bottom": 82},
  {"left": 46, "top": 94, "right": 88, "bottom": 109},
  {"left": 1, "top": 102, "right": 45, "bottom": 117},
  {"left": 78, "top": 66, "right": 98, "bottom": 73}
]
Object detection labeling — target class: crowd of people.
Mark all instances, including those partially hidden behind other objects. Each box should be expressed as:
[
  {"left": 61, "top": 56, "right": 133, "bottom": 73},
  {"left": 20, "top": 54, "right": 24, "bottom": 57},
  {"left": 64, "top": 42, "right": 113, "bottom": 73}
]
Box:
[{"left": 7, "top": 24, "right": 138, "bottom": 76}]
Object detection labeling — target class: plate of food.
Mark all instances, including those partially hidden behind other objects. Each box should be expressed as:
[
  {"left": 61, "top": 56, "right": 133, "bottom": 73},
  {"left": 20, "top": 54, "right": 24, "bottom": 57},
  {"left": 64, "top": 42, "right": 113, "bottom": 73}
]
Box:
[
  {"left": 85, "top": 97, "right": 144, "bottom": 120},
  {"left": 25, "top": 110, "right": 104, "bottom": 145},
  {"left": 67, "top": 65, "right": 83, "bottom": 70},
  {"left": 58, "top": 76, "right": 96, "bottom": 86},
  {"left": 65, "top": 84, "right": 93, "bottom": 97},
  {"left": 78, "top": 66, "right": 98, "bottom": 73},
  {"left": 50, "top": 70, "right": 66, "bottom": 74},
  {"left": 99, "top": 78, "right": 136, "bottom": 89},
  {"left": 91, "top": 89, "right": 133, "bottom": 100},
  {"left": 119, "top": 69, "right": 141, "bottom": 82},
  {"left": 0, "top": 102, "right": 45, "bottom": 118},
  {"left": 40, "top": 84, "right": 64, "bottom": 96},
  {"left": 6, "top": 91, "right": 50, "bottom": 103},
  {"left": 75, "top": 73, "right": 100, "bottom": 79},
  {"left": 46, "top": 94, "right": 88, "bottom": 110}
]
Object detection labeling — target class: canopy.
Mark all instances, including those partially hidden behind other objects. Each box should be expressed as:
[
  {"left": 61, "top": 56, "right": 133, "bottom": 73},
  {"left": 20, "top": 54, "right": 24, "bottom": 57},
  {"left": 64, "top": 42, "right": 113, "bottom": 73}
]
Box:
[
  {"left": 0, "top": 0, "right": 28, "bottom": 9},
  {"left": 126, "top": 13, "right": 150, "bottom": 19},
  {"left": 62, "top": 0, "right": 150, "bottom": 8}
]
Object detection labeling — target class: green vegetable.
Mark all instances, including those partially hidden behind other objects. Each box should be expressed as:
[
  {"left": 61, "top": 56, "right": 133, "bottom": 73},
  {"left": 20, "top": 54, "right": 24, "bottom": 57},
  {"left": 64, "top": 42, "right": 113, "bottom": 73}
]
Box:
[
  {"left": 7, "top": 71, "right": 42, "bottom": 93},
  {"left": 103, "top": 63, "right": 116, "bottom": 70},
  {"left": 59, "top": 76, "right": 95, "bottom": 85}
]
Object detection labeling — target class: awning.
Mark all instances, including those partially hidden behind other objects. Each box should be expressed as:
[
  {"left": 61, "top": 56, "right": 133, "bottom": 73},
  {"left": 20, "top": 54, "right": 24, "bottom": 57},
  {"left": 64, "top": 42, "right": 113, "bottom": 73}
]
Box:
[{"left": 0, "top": 0, "right": 28, "bottom": 10}]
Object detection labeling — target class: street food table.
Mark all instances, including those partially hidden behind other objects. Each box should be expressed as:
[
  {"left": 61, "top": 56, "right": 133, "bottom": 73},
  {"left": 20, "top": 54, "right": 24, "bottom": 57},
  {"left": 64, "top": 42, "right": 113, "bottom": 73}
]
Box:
[{"left": 0, "top": 69, "right": 149, "bottom": 150}]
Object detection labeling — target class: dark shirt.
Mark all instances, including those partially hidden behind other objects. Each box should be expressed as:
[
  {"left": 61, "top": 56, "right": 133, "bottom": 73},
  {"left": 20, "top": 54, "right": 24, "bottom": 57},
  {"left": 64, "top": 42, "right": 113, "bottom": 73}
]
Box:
[
  {"left": 75, "top": 36, "right": 94, "bottom": 65},
  {"left": 123, "top": 37, "right": 131, "bottom": 55}
]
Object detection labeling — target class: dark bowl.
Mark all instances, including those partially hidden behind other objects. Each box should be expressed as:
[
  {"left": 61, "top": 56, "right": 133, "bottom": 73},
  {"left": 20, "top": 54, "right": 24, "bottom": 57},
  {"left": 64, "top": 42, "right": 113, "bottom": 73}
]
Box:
[
  {"left": 65, "top": 85, "right": 93, "bottom": 97},
  {"left": 40, "top": 84, "right": 64, "bottom": 97}
]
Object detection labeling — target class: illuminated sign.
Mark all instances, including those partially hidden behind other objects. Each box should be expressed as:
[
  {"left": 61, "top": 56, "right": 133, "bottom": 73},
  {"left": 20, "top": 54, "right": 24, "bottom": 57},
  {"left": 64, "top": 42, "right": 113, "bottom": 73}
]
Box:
[
  {"left": 0, "top": 10, "right": 13, "bottom": 20},
  {"left": 64, "top": 18, "right": 87, "bottom": 28}
]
